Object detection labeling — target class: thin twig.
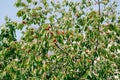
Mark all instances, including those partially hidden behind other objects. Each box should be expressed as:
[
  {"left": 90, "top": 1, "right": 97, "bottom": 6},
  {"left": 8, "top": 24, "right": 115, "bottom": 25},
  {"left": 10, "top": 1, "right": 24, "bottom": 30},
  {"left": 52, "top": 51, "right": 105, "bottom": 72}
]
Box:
[
  {"left": 55, "top": 43, "right": 68, "bottom": 54},
  {"left": 95, "top": 0, "right": 101, "bottom": 51}
]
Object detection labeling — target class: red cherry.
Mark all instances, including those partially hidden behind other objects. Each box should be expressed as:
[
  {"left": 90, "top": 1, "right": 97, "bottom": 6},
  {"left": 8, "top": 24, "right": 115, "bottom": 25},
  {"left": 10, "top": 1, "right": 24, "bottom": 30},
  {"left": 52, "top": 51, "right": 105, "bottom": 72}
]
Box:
[
  {"left": 45, "top": 27, "right": 49, "bottom": 30},
  {"left": 57, "top": 30, "right": 60, "bottom": 34},
  {"left": 61, "top": 31, "right": 64, "bottom": 34},
  {"left": 49, "top": 31, "right": 53, "bottom": 35},
  {"left": 53, "top": 38, "right": 57, "bottom": 43},
  {"left": 22, "top": 20, "right": 26, "bottom": 24},
  {"left": 45, "top": 26, "right": 51, "bottom": 31}
]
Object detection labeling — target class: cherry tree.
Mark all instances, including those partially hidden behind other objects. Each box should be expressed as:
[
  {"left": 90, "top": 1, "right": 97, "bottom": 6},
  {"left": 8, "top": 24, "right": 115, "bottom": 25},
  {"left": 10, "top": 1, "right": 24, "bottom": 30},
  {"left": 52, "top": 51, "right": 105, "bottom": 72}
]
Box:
[{"left": 0, "top": 0, "right": 120, "bottom": 79}]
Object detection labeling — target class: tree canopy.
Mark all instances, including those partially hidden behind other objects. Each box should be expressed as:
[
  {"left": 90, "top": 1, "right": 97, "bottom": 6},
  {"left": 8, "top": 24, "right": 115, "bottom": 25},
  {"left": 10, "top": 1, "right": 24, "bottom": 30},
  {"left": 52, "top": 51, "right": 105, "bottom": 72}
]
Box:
[{"left": 0, "top": 0, "right": 120, "bottom": 79}]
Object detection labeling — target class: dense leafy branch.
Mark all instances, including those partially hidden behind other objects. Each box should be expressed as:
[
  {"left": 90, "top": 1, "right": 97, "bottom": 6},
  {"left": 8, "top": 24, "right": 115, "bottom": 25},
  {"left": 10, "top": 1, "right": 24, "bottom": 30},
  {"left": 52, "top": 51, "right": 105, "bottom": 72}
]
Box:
[{"left": 0, "top": 0, "right": 120, "bottom": 79}]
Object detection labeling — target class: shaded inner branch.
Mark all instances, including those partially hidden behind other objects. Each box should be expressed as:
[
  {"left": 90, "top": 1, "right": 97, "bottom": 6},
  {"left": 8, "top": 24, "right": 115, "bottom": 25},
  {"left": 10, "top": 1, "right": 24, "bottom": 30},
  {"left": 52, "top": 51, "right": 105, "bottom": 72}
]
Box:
[{"left": 96, "top": 0, "right": 101, "bottom": 51}]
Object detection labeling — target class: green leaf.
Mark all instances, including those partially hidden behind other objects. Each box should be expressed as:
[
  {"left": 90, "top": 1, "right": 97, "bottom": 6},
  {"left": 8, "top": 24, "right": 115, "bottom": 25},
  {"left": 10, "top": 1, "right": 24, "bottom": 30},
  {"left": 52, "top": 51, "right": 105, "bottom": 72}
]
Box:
[
  {"left": 101, "top": 16, "right": 104, "bottom": 23},
  {"left": 17, "top": 23, "right": 24, "bottom": 30},
  {"left": 33, "top": 1, "right": 37, "bottom": 5},
  {"left": 27, "top": 0, "right": 32, "bottom": 3},
  {"left": 17, "top": 10, "right": 25, "bottom": 17}
]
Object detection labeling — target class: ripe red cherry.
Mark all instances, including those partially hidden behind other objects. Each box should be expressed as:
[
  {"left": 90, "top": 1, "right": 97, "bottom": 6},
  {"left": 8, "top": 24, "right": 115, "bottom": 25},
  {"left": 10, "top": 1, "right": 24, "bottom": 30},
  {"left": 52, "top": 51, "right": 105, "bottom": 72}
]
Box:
[
  {"left": 22, "top": 20, "right": 26, "bottom": 24},
  {"left": 61, "top": 31, "right": 64, "bottom": 34},
  {"left": 49, "top": 31, "right": 53, "bottom": 35},
  {"left": 45, "top": 25, "right": 51, "bottom": 31},
  {"left": 53, "top": 38, "right": 57, "bottom": 43}
]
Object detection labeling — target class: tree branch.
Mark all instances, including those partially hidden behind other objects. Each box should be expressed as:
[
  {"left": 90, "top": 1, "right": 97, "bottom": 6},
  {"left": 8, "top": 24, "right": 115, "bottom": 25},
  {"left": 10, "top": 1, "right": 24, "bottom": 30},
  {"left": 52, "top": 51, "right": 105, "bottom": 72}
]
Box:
[
  {"left": 95, "top": 0, "right": 101, "bottom": 51},
  {"left": 55, "top": 43, "right": 68, "bottom": 54}
]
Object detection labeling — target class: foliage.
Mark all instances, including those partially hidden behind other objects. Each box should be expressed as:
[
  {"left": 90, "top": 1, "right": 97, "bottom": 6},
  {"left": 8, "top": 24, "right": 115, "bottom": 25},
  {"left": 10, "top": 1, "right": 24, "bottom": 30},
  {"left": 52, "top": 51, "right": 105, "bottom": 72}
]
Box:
[{"left": 0, "top": 0, "right": 120, "bottom": 79}]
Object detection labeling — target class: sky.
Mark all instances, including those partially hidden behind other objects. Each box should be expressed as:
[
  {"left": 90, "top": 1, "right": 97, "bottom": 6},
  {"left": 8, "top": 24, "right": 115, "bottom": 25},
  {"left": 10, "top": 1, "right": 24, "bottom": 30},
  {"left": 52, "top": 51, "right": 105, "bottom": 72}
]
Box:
[
  {"left": 0, "top": 0, "right": 19, "bottom": 24},
  {"left": 0, "top": 0, "right": 120, "bottom": 41},
  {"left": 0, "top": 0, "right": 22, "bottom": 40}
]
